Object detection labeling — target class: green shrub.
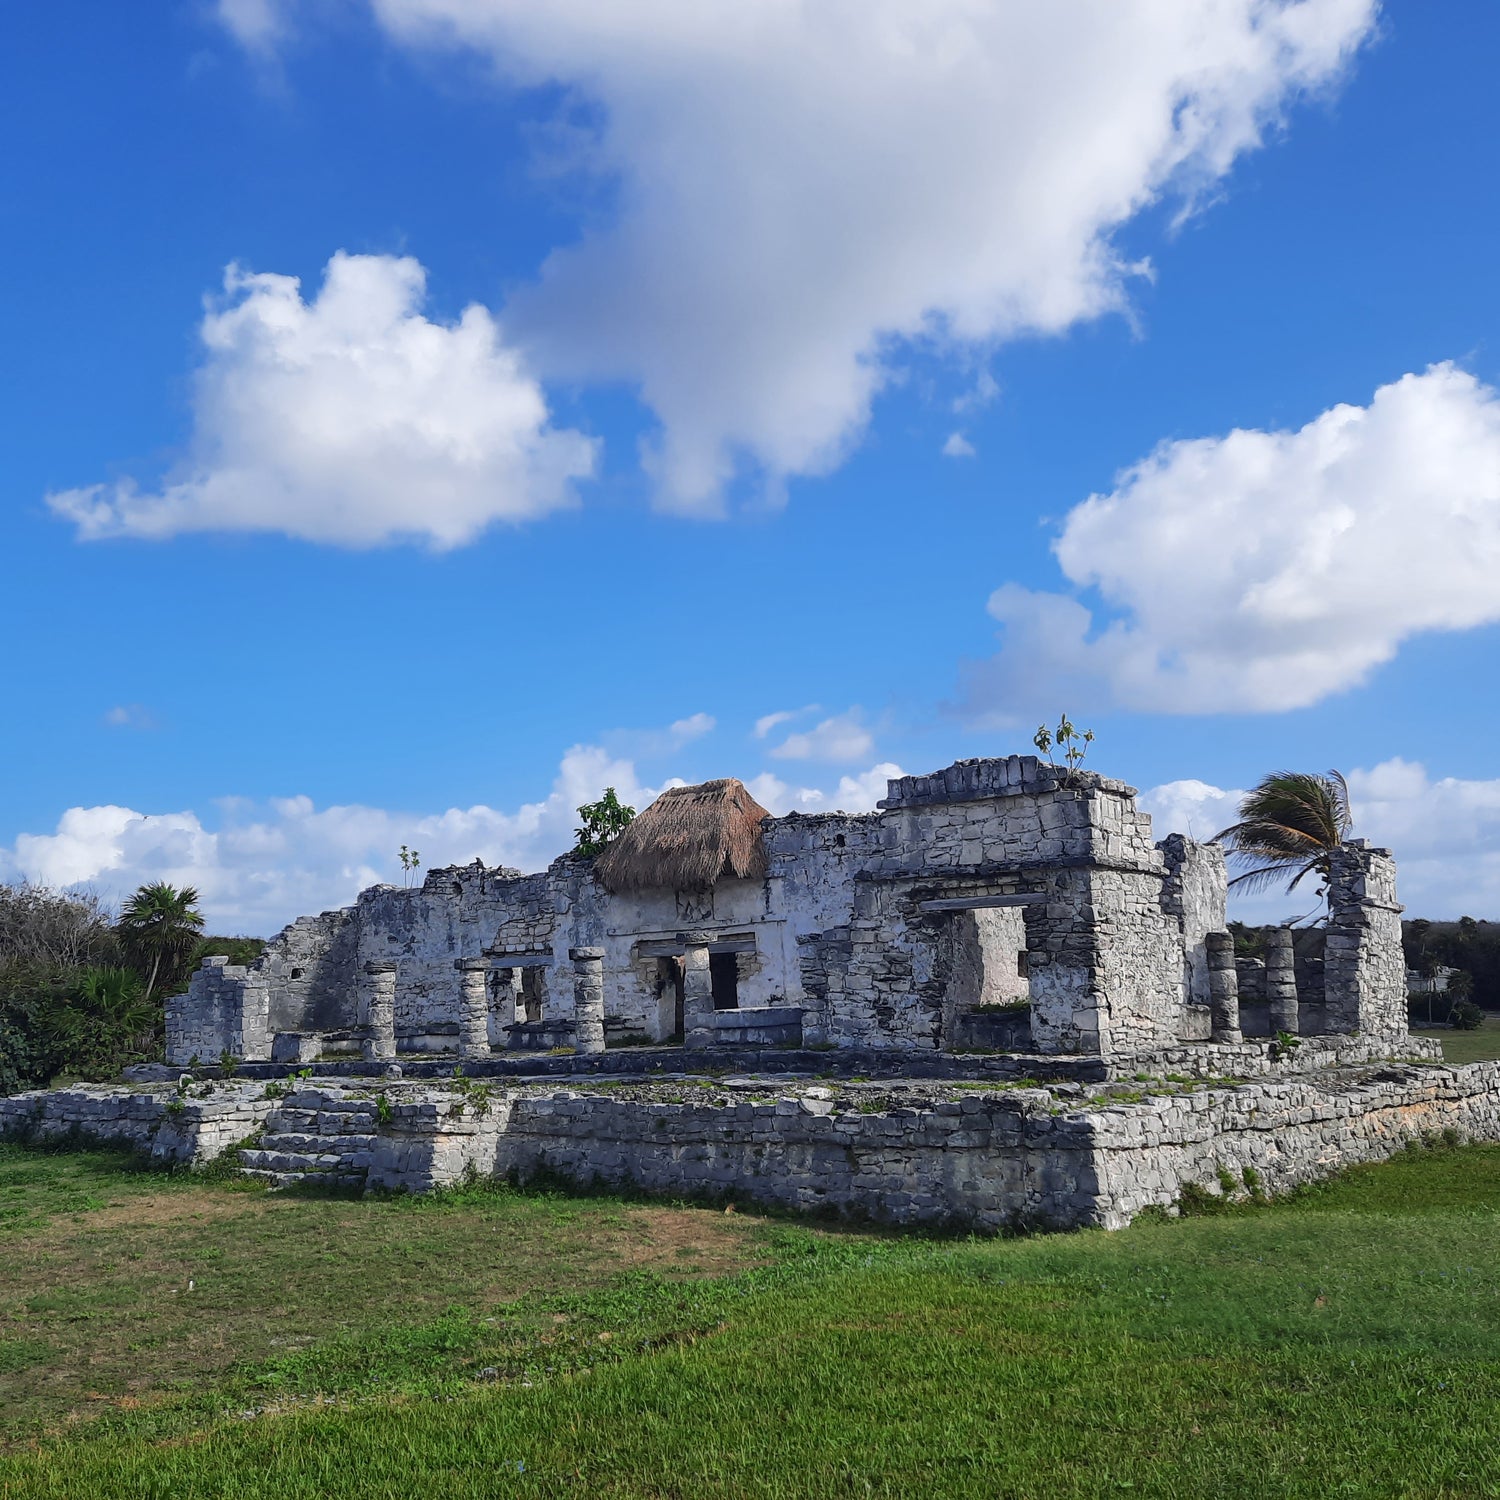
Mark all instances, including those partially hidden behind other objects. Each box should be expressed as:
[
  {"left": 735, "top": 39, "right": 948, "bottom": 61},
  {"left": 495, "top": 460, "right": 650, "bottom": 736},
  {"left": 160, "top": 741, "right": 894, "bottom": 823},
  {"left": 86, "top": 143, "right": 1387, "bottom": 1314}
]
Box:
[{"left": 1450, "top": 1000, "right": 1484, "bottom": 1031}]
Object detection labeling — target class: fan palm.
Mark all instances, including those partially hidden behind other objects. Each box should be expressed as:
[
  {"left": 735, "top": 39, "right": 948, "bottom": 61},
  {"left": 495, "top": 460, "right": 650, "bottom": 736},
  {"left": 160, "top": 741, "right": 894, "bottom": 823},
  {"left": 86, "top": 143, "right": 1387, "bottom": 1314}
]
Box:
[
  {"left": 1213, "top": 770, "right": 1353, "bottom": 895},
  {"left": 116, "top": 882, "right": 205, "bottom": 999}
]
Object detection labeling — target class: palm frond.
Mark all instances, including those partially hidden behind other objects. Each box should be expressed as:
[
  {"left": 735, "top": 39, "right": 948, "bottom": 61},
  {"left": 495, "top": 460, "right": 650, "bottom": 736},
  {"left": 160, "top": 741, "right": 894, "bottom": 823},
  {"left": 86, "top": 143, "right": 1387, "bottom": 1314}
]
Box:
[{"left": 1214, "top": 769, "right": 1352, "bottom": 898}]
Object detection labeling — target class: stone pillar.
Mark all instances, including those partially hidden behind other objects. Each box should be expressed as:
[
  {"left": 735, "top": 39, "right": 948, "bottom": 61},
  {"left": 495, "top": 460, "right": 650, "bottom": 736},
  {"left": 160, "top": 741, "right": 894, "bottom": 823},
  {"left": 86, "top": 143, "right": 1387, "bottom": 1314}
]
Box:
[
  {"left": 454, "top": 958, "right": 491, "bottom": 1061},
  {"left": 569, "top": 947, "right": 607, "bottom": 1055},
  {"left": 362, "top": 961, "right": 397, "bottom": 1062},
  {"left": 680, "top": 932, "right": 715, "bottom": 1050},
  {"left": 1324, "top": 841, "right": 1407, "bottom": 1038},
  {"left": 1265, "top": 927, "right": 1299, "bottom": 1036},
  {"left": 1205, "top": 931, "right": 1242, "bottom": 1044}
]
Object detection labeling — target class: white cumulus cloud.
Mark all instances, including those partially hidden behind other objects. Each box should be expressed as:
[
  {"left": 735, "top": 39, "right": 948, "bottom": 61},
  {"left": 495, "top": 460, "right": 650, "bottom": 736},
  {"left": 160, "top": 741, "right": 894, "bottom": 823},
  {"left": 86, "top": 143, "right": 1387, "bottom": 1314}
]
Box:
[
  {"left": 745, "top": 763, "right": 904, "bottom": 819},
  {"left": 754, "top": 706, "right": 819, "bottom": 740},
  {"left": 769, "top": 710, "right": 875, "bottom": 764},
  {"left": 223, "top": 0, "right": 1376, "bottom": 512},
  {"left": 942, "top": 431, "right": 976, "bottom": 459},
  {"left": 1, "top": 738, "right": 904, "bottom": 933},
  {"left": 48, "top": 253, "right": 596, "bottom": 549},
  {"left": 1141, "top": 758, "right": 1500, "bottom": 921},
  {"left": 966, "top": 364, "right": 1500, "bottom": 718}
]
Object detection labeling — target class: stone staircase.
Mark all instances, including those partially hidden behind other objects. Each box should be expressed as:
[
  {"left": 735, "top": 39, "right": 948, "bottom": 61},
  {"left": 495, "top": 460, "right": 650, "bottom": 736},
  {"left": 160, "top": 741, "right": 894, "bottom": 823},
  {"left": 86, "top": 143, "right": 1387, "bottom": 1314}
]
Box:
[{"left": 238, "top": 1093, "right": 376, "bottom": 1190}]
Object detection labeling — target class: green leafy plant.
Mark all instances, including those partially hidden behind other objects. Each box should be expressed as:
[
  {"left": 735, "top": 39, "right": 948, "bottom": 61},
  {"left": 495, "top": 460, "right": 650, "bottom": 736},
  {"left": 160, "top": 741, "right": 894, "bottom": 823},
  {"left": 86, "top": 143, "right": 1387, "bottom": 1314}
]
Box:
[
  {"left": 1450, "top": 1000, "right": 1484, "bottom": 1031},
  {"left": 1033, "top": 714, "right": 1095, "bottom": 785},
  {"left": 1271, "top": 1029, "right": 1302, "bottom": 1060},
  {"left": 376, "top": 1093, "right": 394, "bottom": 1126},
  {"left": 398, "top": 846, "right": 422, "bottom": 889},
  {"left": 218, "top": 1049, "right": 239, "bottom": 1078},
  {"left": 573, "top": 788, "right": 636, "bottom": 858}
]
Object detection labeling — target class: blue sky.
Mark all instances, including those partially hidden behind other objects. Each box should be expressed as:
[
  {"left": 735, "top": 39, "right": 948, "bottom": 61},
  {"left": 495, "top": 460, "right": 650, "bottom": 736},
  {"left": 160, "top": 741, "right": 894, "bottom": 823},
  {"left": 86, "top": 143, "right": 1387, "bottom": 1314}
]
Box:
[{"left": 3, "top": 1, "right": 1499, "bottom": 932}]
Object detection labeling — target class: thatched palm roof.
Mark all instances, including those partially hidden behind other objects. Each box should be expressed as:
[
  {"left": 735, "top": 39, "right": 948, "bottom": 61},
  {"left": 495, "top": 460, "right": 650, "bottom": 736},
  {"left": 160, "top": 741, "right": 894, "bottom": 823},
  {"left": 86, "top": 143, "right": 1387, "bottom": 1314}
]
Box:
[{"left": 593, "top": 779, "right": 771, "bottom": 893}]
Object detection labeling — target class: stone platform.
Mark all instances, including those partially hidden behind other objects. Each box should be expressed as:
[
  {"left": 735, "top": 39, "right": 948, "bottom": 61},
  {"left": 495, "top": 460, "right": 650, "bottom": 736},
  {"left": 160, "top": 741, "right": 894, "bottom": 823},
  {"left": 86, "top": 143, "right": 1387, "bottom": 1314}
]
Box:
[{"left": 3, "top": 1047, "right": 1493, "bottom": 1232}]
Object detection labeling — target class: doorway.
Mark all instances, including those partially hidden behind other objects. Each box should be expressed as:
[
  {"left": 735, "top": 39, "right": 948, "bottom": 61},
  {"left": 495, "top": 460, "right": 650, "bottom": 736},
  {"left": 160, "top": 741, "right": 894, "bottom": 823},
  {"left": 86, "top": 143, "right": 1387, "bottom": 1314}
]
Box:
[{"left": 710, "top": 950, "right": 740, "bottom": 1010}]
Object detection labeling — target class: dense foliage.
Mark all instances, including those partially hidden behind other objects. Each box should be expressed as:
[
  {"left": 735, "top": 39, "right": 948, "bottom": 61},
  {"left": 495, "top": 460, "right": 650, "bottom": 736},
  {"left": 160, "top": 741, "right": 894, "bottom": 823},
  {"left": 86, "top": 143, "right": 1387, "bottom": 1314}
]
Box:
[
  {"left": 0, "top": 882, "right": 262, "bottom": 1092},
  {"left": 573, "top": 787, "right": 637, "bottom": 858},
  {"left": 1404, "top": 916, "right": 1500, "bottom": 1012}
]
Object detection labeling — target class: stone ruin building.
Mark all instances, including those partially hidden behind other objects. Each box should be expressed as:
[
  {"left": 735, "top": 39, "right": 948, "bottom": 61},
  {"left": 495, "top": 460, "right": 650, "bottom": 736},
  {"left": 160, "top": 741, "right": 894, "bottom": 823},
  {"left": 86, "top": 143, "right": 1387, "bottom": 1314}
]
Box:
[
  {"left": 11, "top": 754, "right": 1495, "bottom": 1233},
  {"left": 163, "top": 756, "right": 1410, "bottom": 1070}
]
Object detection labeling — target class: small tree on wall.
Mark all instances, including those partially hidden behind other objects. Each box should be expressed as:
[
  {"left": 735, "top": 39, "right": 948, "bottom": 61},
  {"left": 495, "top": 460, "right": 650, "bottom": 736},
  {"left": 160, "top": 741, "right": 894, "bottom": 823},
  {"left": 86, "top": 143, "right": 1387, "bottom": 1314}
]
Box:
[{"left": 574, "top": 788, "right": 636, "bottom": 858}]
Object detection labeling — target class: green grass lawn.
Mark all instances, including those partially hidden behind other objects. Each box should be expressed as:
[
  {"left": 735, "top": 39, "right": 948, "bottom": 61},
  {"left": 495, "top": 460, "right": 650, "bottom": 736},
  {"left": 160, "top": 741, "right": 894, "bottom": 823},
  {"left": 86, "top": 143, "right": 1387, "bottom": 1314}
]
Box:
[
  {"left": 4, "top": 1139, "right": 1500, "bottom": 1497},
  {"left": 1411, "top": 1014, "right": 1500, "bottom": 1064}
]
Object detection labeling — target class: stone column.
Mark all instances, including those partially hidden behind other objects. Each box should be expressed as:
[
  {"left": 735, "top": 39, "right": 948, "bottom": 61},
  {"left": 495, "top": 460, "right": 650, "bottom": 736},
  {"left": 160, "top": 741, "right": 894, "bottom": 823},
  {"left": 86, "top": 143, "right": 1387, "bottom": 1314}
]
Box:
[
  {"left": 1324, "top": 841, "right": 1407, "bottom": 1038},
  {"left": 362, "top": 961, "right": 397, "bottom": 1062},
  {"left": 1265, "top": 927, "right": 1299, "bottom": 1037},
  {"left": 1205, "top": 931, "right": 1242, "bottom": 1044},
  {"left": 454, "top": 958, "right": 491, "bottom": 1061},
  {"left": 680, "top": 932, "right": 715, "bottom": 1050},
  {"left": 569, "top": 946, "right": 607, "bottom": 1056}
]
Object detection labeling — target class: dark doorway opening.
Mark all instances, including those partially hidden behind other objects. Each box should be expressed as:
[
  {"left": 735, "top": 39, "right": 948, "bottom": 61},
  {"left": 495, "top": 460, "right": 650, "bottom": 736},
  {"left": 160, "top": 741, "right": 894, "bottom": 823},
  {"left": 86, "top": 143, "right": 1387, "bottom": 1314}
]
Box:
[
  {"left": 710, "top": 950, "right": 740, "bottom": 1010},
  {"left": 654, "top": 956, "right": 685, "bottom": 1041}
]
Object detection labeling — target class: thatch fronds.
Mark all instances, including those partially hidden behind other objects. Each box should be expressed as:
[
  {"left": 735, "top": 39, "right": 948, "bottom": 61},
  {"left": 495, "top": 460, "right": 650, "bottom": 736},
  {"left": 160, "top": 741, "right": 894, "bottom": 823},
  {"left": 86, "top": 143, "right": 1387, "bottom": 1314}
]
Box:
[{"left": 593, "top": 779, "right": 771, "bottom": 893}]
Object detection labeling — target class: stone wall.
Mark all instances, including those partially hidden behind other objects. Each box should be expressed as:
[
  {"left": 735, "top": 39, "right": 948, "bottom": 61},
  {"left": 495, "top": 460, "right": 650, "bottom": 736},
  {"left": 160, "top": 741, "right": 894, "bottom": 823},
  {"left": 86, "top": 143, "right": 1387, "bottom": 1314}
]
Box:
[
  {"left": 1325, "top": 842, "right": 1407, "bottom": 1037},
  {"left": 160, "top": 755, "right": 1411, "bottom": 1071},
  {"left": 9, "top": 1057, "right": 1495, "bottom": 1233},
  {"left": 166, "top": 958, "right": 271, "bottom": 1065},
  {"left": 0, "top": 1082, "right": 272, "bottom": 1165}
]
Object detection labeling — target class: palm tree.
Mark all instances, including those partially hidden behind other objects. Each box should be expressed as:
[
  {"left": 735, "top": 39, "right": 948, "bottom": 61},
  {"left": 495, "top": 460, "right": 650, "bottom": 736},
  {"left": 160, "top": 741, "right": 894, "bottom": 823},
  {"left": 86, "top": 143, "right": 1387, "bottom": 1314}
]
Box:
[
  {"left": 1213, "top": 770, "right": 1353, "bottom": 897},
  {"left": 116, "top": 882, "right": 205, "bottom": 999}
]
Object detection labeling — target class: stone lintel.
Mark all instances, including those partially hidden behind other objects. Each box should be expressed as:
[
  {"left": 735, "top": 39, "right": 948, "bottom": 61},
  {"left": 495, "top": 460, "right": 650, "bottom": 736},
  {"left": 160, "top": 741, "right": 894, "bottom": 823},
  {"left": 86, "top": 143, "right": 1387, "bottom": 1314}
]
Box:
[{"left": 917, "top": 894, "right": 1047, "bottom": 913}]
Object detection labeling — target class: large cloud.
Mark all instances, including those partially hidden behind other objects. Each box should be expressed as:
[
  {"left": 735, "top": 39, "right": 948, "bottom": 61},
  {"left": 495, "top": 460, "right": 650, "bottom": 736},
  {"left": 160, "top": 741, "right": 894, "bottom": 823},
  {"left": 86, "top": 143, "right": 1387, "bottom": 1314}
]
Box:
[
  {"left": 49, "top": 253, "right": 596, "bottom": 548},
  {"left": 1, "top": 746, "right": 905, "bottom": 934},
  {"left": 221, "top": 0, "right": 1376, "bottom": 512},
  {"left": 1142, "top": 759, "right": 1500, "bottom": 921},
  {"left": 966, "top": 364, "right": 1500, "bottom": 717}
]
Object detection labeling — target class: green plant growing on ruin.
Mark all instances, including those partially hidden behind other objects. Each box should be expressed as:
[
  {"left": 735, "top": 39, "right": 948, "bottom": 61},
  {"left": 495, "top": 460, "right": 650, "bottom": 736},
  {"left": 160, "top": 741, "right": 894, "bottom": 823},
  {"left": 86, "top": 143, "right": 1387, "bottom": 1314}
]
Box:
[
  {"left": 1271, "top": 1030, "right": 1301, "bottom": 1061},
  {"left": 398, "top": 846, "right": 422, "bottom": 889},
  {"left": 1033, "top": 714, "right": 1095, "bottom": 786},
  {"left": 376, "top": 1093, "right": 394, "bottom": 1126},
  {"left": 218, "top": 1049, "right": 239, "bottom": 1077},
  {"left": 262, "top": 1080, "right": 285, "bottom": 1100},
  {"left": 573, "top": 788, "right": 636, "bottom": 858}
]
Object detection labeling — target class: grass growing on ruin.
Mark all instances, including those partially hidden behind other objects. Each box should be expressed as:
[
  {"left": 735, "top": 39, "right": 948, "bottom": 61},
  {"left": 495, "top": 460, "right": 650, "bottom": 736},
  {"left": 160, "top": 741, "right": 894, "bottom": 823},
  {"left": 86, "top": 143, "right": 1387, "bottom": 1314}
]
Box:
[{"left": 6, "top": 1142, "right": 1500, "bottom": 1496}]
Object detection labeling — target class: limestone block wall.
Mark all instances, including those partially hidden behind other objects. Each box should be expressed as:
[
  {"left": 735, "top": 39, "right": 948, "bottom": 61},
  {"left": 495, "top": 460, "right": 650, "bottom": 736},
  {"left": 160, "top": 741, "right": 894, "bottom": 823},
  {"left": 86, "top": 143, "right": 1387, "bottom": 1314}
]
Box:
[
  {"left": 1325, "top": 842, "right": 1407, "bottom": 1038},
  {"left": 1086, "top": 1062, "right": 1500, "bottom": 1228},
  {"left": 777, "top": 759, "right": 1193, "bottom": 1057},
  {"left": 1159, "top": 835, "right": 1228, "bottom": 1007},
  {"left": 0, "top": 1083, "right": 273, "bottom": 1165},
  {"left": 166, "top": 958, "right": 272, "bottom": 1064},
  {"left": 487, "top": 1089, "right": 1097, "bottom": 1230}
]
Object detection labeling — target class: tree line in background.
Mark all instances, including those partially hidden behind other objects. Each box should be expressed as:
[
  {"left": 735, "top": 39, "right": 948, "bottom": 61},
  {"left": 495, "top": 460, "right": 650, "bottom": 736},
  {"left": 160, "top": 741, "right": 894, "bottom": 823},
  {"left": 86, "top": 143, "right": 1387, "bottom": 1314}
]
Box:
[{"left": 0, "top": 882, "right": 263, "bottom": 1093}]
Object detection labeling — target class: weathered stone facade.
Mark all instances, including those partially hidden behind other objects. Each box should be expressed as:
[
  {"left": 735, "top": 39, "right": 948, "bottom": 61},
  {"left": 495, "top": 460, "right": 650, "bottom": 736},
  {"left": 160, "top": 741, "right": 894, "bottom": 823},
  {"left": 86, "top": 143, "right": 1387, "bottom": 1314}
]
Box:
[
  {"left": 6, "top": 1059, "right": 1494, "bottom": 1232},
  {"left": 163, "top": 756, "right": 1420, "bottom": 1074}
]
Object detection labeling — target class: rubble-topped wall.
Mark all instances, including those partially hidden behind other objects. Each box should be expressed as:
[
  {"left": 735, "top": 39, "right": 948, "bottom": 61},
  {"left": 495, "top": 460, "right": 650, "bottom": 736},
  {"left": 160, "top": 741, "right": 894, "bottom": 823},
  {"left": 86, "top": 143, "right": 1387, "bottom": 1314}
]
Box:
[{"left": 14, "top": 1060, "right": 1495, "bottom": 1233}]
